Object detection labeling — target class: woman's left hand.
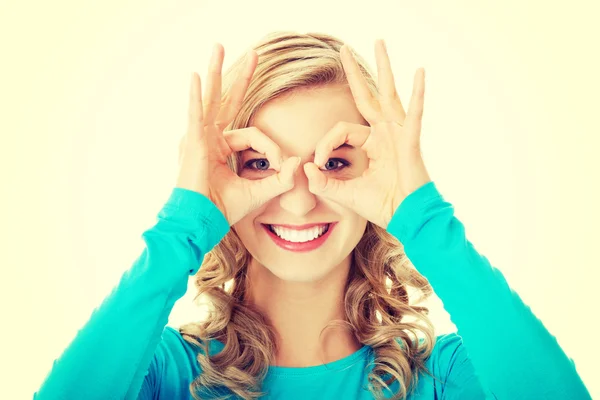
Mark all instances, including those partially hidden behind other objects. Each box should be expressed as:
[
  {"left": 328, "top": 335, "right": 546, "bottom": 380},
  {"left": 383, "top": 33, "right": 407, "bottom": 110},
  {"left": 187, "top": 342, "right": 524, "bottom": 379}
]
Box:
[{"left": 303, "top": 40, "right": 432, "bottom": 229}]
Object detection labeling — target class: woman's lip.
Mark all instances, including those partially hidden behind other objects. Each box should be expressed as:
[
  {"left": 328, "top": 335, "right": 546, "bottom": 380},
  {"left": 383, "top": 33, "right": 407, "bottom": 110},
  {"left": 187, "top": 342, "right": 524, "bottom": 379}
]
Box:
[
  {"left": 262, "top": 222, "right": 333, "bottom": 230},
  {"left": 263, "top": 222, "right": 337, "bottom": 252}
]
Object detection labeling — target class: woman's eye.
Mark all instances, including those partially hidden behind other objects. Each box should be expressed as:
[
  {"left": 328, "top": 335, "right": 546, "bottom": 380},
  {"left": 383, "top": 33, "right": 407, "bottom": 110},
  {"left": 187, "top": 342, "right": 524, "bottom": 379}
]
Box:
[
  {"left": 322, "top": 158, "right": 351, "bottom": 171},
  {"left": 244, "top": 158, "right": 351, "bottom": 172},
  {"left": 244, "top": 159, "right": 271, "bottom": 171}
]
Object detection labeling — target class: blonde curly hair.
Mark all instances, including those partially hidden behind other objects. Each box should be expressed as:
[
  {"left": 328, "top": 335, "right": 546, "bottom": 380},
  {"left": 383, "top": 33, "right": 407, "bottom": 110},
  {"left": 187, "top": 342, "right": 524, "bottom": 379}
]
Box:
[{"left": 179, "top": 31, "right": 441, "bottom": 400}]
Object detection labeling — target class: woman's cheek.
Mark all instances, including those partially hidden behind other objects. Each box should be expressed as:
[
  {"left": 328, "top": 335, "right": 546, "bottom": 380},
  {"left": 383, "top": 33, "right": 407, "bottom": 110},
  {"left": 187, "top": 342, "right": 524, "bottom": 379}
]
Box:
[
  {"left": 238, "top": 169, "right": 277, "bottom": 180},
  {"left": 327, "top": 170, "right": 353, "bottom": 180}
]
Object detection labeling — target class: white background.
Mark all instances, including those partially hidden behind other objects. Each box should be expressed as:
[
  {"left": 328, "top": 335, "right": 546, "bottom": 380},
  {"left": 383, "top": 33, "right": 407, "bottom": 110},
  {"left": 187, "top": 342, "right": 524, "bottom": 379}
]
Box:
[{"left": 1, "top": 0, "right": 598, "bottom": 398}]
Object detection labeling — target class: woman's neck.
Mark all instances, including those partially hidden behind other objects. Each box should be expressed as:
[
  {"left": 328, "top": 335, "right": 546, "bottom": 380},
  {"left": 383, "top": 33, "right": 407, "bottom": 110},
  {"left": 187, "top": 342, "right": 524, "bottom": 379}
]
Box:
[{"left": 245, "top": 257, "right": 362, "bottom": 367}]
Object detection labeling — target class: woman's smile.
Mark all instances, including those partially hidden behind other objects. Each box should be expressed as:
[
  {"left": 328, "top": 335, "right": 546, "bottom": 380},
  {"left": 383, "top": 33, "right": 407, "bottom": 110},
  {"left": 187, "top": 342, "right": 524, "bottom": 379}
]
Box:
[{"left": 262, "top": 222, "right": 338, "bottom": 252}]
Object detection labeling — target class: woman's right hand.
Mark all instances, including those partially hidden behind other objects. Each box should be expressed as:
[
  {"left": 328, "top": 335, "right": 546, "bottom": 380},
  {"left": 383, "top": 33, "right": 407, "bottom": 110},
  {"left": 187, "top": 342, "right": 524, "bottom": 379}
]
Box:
[{"left": 176, "top": 43, "right": 301, "bottom": 226}]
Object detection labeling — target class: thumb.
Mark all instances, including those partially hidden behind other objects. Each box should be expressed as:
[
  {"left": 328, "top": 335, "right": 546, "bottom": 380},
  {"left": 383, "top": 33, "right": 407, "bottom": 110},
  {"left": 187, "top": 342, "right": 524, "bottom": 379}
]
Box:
[
  {"left": 303, "top": 162, "right": 354, "bottom": 207},
  {"left": 303, "top": 162, "right": 327, "bottom": 194},
  {"left": 247, "top": 156, "right": 301, "bottom": 203}
]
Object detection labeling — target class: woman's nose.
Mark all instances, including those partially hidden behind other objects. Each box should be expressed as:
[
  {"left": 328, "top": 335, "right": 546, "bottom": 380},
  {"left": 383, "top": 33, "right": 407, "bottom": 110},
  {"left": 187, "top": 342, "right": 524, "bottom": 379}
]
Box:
[{"left": 278, "top": 162, "right": 317, "bottom": 216}]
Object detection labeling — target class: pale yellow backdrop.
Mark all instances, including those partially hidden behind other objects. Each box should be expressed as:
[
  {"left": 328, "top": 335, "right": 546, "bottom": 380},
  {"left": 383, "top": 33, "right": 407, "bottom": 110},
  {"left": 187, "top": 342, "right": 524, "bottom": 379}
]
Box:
[{"left": 1, "top": 0, "right": 598, "bottom": 398}]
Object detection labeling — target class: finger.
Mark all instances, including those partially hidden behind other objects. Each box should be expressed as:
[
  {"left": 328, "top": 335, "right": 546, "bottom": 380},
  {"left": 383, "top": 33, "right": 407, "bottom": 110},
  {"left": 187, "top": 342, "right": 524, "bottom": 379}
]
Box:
[
  {"left": 223, "top": 127, "right": 283, "bottom": 170},
  {"left": 375, "top": 39, "right": 406, "bottom": 122},
  {"left": 215, "top": 50, "right": 258, "bottom": 129},
  {"left": 187, "top": 72, "right": 204, "bottom": 135},
  {"left": 402, "top": 68, "right": 426, "bottom": 145},
  {"left": 340, "top": 44, "right": 381, "bottom": 125},
  {"left": 303, "top": 162, "right": 359, "bottom": 209},
  {"left": 203, "top": 43, "right": 225, "bottom": 124},
  {"left": 180, "top": 72, "right": 205, "bottom": 168},
  {"left": 246, "top": 156, "right": 301, "bottom": 203},
  {"left": 181, "top": 72, "right": 204, "bottom": 167},
  {"left": 313, "top": 121, "right": 370, "bottom": 167}
]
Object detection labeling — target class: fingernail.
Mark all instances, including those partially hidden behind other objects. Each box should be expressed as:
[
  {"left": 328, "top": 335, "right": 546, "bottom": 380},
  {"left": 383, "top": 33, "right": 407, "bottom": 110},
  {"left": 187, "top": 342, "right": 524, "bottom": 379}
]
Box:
[
  {"left": 285, "top": 158, "right": 301, "bottom": 186},
  {"left": 293, "top": 157, "right": 301, "bottom": 171},
  {"left": 347, "top": 46, "right": 356, "bottom": 60},
  {"left": 341, "top": 44, "right": 351, "bottom": 58}
]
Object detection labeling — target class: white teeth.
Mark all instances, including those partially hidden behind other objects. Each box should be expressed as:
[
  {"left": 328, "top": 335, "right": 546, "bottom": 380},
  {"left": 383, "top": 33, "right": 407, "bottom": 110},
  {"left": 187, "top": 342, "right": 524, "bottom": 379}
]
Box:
[{"left": 270, "top": 224, "right": 329, "bottom": 243}]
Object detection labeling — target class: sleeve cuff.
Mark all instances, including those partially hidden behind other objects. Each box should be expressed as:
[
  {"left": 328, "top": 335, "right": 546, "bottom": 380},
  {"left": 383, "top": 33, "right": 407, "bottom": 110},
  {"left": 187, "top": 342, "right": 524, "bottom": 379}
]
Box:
[
  {"left": 161, "top": 188, "right": 230, "bottom": 274},
  {"left": 385, "top": 181, "right": 444, "bottom": 243}
]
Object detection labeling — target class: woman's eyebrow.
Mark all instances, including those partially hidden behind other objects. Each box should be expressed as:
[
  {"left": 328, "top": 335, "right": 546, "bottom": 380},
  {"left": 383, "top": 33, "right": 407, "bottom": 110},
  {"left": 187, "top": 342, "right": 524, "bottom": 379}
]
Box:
[
  {"left": 324, "top": 143, "right": 355, "bottom": 153},
  {"left": 243, "top": 143, "right": 355, "bottom": 155}
]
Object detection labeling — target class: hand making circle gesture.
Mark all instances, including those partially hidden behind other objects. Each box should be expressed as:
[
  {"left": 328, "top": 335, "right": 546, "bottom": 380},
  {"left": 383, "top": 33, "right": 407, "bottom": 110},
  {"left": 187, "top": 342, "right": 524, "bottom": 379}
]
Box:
[
  {"left": 303, "top": 40, "right": 432, "bottom": 229},
  {"left": 176, "top": 44, "right": 302, "bottom": 226}
]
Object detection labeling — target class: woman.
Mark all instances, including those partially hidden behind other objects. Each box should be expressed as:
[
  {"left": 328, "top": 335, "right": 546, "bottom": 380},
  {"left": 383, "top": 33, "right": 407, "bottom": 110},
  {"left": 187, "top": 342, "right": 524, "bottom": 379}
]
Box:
[{"left": 34, "top": 32, "right": 590, "bottom": 399}]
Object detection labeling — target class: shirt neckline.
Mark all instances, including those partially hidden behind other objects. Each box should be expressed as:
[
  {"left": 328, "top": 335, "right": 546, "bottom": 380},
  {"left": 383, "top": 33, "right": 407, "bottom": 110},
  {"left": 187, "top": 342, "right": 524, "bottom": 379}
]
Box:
[{"left": 265, "top": 344, "right": 372, "bottom": 377}]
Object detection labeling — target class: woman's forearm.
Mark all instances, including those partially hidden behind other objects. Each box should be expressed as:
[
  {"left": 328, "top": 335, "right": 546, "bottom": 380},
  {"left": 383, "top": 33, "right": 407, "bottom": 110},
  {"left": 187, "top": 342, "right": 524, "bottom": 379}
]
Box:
[
  {"left": 387, "top": 181, "right": 591, "bottom": 399},
  {"left": 33, "top": 188, "right": 230, "bottom": 400}
]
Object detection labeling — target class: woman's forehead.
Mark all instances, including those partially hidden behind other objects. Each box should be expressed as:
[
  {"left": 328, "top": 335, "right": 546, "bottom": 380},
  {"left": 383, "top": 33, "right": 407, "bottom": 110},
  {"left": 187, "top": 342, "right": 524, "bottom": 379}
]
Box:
[{"left": 249, "top": 85, "right": 366, "bottom": 156}]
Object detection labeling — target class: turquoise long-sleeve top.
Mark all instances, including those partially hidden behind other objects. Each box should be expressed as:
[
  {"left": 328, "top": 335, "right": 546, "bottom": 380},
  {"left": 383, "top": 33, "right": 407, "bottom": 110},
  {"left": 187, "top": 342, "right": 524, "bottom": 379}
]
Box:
[{"left": 33, "top": 181, "right": 591, "bottom": 399}]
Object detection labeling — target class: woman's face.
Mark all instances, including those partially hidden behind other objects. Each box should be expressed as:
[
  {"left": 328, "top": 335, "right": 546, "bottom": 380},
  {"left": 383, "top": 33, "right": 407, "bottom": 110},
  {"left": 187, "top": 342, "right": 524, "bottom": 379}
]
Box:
[{"left": 233, "top": 84, "right": 369, "bottom": 283}]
